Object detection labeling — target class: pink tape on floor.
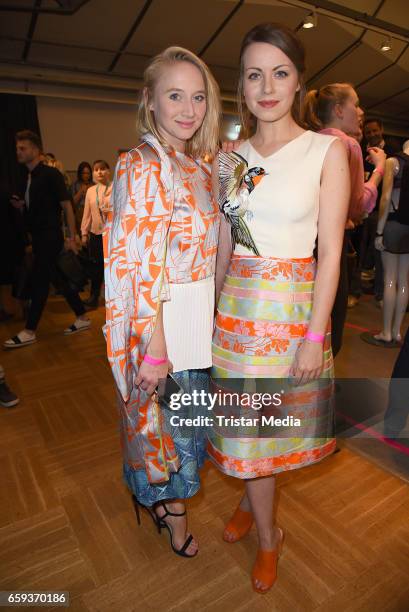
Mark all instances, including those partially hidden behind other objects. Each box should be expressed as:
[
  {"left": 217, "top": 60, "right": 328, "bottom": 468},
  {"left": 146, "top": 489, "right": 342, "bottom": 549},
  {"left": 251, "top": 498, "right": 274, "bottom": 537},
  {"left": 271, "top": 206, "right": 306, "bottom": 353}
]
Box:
[{"left": 336, "top": 408, "right": 409, "bottom": 457}]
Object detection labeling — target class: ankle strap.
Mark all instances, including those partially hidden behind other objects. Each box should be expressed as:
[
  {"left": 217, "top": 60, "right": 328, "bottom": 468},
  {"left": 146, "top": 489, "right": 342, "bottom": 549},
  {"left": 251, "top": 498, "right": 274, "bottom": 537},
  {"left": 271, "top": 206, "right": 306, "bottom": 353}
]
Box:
[{"left": 156, "top": 501, "right": 186, "bottom": 518}]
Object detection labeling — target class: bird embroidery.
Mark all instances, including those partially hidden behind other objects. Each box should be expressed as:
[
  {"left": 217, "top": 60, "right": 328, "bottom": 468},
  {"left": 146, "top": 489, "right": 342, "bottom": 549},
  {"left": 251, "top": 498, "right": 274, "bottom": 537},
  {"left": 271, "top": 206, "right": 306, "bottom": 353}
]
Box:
[{"left": 218, "top": 150, "right": 266, "bottom": 255}]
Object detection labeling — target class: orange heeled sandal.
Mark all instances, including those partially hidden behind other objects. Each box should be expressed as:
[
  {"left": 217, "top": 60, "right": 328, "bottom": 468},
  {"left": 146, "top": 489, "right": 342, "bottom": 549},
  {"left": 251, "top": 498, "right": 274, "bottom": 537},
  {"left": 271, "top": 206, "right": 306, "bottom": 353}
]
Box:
[
  {"left": 251, "top": 527, "right": 284, "bottom": 594},
  {"left": 223, "top": 506, "right": 253, "bottom": 543}
]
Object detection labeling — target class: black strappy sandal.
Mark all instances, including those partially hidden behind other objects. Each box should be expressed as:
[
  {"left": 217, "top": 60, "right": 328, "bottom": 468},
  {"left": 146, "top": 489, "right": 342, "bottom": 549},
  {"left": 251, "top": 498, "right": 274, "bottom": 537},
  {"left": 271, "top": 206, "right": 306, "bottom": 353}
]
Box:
[
  {"left": 131, "top": 495, "right": 160, "bottom": 532},
  {"left": 131, "top": 495, "right": 197, "bottom": 558},
  {"left": 155, "top": 501, "right": 198, "bottom": 558}
]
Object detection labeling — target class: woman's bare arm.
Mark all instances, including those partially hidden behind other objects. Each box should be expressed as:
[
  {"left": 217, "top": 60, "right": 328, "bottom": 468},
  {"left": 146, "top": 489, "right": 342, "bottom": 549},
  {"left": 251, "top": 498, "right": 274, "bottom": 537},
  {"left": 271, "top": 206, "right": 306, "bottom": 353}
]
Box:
[
  {"left": 310, "top": 139, "right": 350, "bottom": 335},
  {"left": 290, "top": 138, "right": 350, "bottom": 385}
]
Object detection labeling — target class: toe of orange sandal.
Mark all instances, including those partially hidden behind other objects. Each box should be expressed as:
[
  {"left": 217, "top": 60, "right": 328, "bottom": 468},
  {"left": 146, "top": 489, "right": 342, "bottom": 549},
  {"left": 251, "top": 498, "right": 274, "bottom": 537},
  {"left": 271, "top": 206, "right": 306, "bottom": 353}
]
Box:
[
  {"left": 251, "top": 550, "right": 278, "bottom": 594},
  {"left": 222, "top": 527, "right": 239, "bottom": 543},
  {"left": 222, "top": 508, "right": 253, "bottom": 543}
]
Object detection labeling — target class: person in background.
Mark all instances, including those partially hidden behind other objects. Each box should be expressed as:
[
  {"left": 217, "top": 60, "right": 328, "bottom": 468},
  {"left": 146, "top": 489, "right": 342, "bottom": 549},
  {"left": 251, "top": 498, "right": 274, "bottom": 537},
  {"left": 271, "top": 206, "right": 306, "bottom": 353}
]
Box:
[
  {"left": 81, "top": 160, "right": 112, "bottom": 309},
  {"left": 384, "top": 325, "right": 409, "bottom": 440},
  {"left": 347, "top": 123, "right": 363, "bottom": 144},
  {"left": 45, "top": 152, "right": 71, "bottom": 190},
  {"left": 360, "top": 118, "right": 398, "bottom": 306},
  {"left": 344, "top": 122, "right": 364, "bottom": 306},
  {"left": 303, "top": 84, "right": 385, "bottom": 355},
  {"left": 0, "top": 180, "right": 25, "bottom": 320},
  {"left": 71, "top": 161, "right": 93, "bottom": 232},
  {"left": 45, "top": 153, "right": 72, "bottom": 238},
  {"left": 363, "top": 118, "right": 397, "bottom": 153},
  {"left": 0, "top": 365, "right": 19, "bottom": 408},
  {"left": 44, "top": 152, "right": 56, "bottom": 165},
  {"left": 4, "top": 130, "right": 90, "bottom": 348}
]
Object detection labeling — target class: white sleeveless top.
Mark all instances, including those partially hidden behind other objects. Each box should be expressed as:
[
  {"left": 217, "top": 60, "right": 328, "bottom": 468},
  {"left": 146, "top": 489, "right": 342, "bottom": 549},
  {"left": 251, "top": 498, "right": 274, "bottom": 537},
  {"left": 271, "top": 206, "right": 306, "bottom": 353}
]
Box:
[{"left": 234, "top": 130, "right": 337, "bottom": 259}]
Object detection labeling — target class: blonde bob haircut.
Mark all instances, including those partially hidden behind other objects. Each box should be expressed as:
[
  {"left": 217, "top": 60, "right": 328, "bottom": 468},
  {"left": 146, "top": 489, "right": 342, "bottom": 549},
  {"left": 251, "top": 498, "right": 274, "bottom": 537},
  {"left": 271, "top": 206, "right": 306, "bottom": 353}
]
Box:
[{"left": 136, "top": 46, "right": 221, "bottom": 159}]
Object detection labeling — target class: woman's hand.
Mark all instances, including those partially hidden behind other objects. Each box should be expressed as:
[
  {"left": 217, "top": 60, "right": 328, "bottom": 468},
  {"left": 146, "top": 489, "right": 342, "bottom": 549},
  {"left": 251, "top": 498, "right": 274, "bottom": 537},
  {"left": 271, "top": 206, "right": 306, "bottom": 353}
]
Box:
[
  {"left": 81, "top": 234, "right": 88, "bottom": 247},
  {"left": 289, "top": 340, "right": 324, "bottom": 386},
  {"left": 221, "top": 139, "right": 244, "bottom": 153},
  {"left": 375, "top": 235, "right": 385, "bottom": 251},
  {"left": 366, "top": 147, "right": 386, "bottom": 171},
  {"left": 135, "top": 359, "right": 170, "bottom": 396}
]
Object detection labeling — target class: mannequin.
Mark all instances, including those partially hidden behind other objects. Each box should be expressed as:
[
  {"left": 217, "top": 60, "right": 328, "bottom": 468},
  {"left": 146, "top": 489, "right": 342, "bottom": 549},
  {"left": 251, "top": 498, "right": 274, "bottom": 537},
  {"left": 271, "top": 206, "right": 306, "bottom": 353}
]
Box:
[{"left": 369, "top": 140, "right": 409, "bottom": 346}]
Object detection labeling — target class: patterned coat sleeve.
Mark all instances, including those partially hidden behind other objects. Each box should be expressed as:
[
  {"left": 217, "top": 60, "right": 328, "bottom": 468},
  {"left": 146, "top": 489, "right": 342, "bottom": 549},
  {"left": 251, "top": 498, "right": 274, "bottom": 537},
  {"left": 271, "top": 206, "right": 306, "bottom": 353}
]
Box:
[
  {"left": 104, "top": 145, "right": 173, "bottom": 401},
  {"left": 103, "top": 144, "right": 180, "bottom": 483}
]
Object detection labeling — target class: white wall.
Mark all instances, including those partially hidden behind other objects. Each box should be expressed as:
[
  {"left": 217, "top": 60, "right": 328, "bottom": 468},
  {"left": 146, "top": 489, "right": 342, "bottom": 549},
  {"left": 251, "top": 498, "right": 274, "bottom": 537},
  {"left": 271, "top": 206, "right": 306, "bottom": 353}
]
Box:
[{"left": 36, "top": 96, "right": 139, "bottom": 174}]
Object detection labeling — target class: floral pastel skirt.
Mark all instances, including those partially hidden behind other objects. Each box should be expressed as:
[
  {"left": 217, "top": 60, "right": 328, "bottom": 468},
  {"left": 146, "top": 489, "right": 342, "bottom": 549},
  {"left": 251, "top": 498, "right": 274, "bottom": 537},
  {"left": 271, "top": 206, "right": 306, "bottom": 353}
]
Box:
[{"left": 207, "top": 255, "right": 336, "bottom": 479}]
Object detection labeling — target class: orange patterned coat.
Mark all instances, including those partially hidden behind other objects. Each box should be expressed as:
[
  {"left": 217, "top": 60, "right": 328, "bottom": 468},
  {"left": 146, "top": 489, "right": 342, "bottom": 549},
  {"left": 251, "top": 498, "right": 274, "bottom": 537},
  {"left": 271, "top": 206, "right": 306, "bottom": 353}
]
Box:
[{"left": 103, "top": 133, "right": 218, "bottom": 483}]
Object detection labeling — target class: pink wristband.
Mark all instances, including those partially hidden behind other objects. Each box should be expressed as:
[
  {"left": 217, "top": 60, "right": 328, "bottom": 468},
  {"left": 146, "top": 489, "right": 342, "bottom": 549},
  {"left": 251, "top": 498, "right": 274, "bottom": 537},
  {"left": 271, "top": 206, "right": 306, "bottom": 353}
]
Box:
[
  {"left": 143, "top": 354, "right": 167, "bottom": 366},
  {"left": 374, "top": 166, "right": 384, "bottom": 178},
  {"left": 305, "top": 331, "right": 325, "bottom": 344}
]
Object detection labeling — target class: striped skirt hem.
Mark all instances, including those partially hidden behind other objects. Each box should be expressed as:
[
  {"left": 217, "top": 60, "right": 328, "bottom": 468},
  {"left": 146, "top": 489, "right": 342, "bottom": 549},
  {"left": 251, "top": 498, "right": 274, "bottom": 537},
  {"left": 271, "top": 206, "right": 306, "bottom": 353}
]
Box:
[{"left": 208, "top": 255, "right": 335, "bottom": 478}]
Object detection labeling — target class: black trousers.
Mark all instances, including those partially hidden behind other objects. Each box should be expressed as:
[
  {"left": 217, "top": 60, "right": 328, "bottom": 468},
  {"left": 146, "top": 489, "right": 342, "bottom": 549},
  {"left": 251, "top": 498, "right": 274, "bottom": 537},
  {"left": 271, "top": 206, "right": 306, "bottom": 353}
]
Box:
[
  {"left": 26, "top": 233, "right": 85, "bottom": 331},
  {"left": 352, "top": 212, "right": 384, "bottom": 300},
  {"left": 331, "top": 235, "right": 348, "bottom": 358},
  {"left": 384, "top": 327, "right": 409, "bottom": 437},
  {"left": 88, "top": 233, "right": 104, "bottom": 300}
]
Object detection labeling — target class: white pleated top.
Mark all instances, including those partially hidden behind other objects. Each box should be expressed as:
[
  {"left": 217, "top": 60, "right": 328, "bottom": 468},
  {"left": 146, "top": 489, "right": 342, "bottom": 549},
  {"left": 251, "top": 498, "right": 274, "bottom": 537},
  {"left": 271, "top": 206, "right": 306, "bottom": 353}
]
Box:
[
  {"left": 162, "top": 276, "right": 215, "bottom": 373},
  {"left": 161, "top": 151, "right": 217, "bottom": 373}
]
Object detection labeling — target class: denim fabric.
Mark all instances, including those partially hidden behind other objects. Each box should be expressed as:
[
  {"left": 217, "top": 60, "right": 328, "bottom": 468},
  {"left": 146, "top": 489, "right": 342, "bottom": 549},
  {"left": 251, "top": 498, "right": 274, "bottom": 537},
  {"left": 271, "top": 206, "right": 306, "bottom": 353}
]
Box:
[{"left": 123, "top": 369, "right": 209, "bottom": 506}]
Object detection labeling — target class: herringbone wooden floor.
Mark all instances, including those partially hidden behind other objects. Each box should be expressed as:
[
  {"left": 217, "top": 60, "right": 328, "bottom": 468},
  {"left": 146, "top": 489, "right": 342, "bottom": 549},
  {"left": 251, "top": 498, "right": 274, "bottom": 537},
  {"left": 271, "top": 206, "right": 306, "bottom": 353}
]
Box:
[{"left": 1, "top": 295, "right": 408, "bottom": 611}]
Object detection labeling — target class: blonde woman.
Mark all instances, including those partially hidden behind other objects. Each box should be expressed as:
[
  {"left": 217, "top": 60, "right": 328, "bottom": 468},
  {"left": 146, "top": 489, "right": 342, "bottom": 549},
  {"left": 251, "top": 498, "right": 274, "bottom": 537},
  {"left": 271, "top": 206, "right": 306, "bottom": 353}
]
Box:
[
  {"left": 303, "top": 84, "right": 386, "bottom": 352},
  {"left": 104, "top": 47, "right": 220, "bottom": 557}
]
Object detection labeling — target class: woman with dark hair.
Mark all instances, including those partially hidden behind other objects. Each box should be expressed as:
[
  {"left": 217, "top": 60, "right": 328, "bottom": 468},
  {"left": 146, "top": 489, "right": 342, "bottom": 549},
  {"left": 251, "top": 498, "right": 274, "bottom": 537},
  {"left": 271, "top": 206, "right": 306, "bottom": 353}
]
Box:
[
  {"left": 303, "top": 84, "right": 386, "bottom": 354},
  {"left": 71, "top": 161, "right": 93, "bottom": 231},
  {"left": 209, "top": 23, "right": 350, "bottom": 593}
]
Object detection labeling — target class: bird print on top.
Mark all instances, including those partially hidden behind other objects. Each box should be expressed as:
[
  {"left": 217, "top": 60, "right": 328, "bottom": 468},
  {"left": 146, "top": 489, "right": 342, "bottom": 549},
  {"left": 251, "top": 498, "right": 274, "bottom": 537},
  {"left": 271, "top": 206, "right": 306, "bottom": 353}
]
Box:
[{"left": 218, "top": 150, "right": 266, "bottom": 256}]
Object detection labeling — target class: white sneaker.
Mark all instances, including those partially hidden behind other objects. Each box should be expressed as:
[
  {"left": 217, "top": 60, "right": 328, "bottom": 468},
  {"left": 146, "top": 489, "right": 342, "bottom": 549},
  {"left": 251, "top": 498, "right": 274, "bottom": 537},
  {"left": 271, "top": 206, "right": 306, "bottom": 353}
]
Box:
[
  {"left": 64, "top": 318, "right": 91, "bottom": 335},
  {"left": 3, "top": 331, "right": 37, "bottom": 348}
]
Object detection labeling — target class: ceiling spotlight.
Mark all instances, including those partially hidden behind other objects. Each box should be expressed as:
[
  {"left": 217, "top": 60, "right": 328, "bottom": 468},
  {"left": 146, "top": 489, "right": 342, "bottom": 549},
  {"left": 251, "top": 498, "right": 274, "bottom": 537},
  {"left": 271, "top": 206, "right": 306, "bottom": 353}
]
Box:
[
  {"left": 380, "top": 38, "right": 392, "bottom": 51},
  {"left": 302, "top": 12, "right": 317, "bottom": 29}
]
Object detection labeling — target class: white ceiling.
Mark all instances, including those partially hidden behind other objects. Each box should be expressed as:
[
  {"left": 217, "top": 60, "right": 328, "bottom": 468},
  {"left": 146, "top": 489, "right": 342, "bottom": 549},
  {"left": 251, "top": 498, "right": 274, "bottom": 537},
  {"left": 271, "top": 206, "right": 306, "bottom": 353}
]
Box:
[{"left": 1, "top": 0, "right": 408, "bottom": 133}]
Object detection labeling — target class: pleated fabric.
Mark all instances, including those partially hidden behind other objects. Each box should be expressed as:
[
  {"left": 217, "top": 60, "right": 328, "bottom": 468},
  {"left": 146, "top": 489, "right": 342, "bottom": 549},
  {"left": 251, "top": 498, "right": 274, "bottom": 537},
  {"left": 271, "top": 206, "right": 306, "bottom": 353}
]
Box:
[{"left": 162, "top": 276, "right": 215, "bottom": 373}]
